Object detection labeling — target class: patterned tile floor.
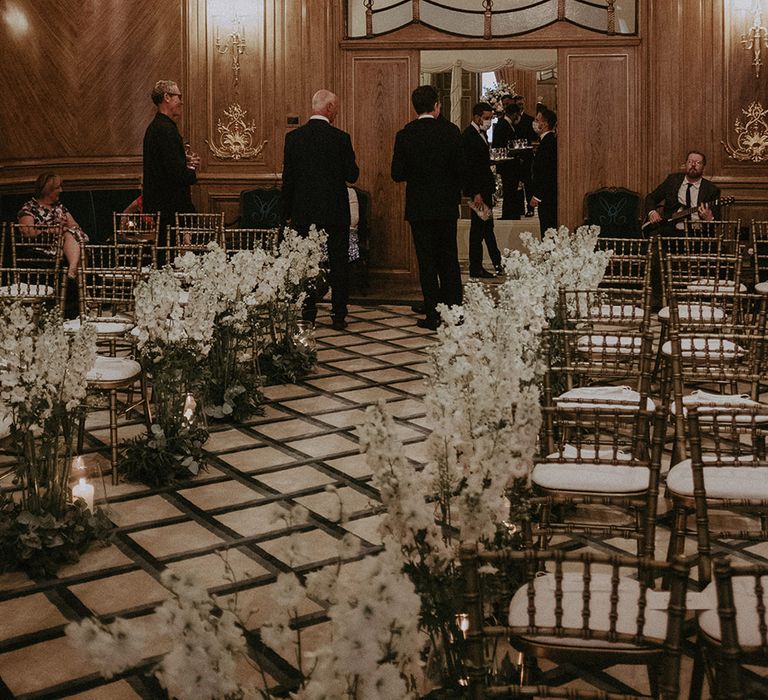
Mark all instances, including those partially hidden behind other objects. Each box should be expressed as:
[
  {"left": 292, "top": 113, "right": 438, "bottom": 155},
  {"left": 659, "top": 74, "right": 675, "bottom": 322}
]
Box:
[{"left": 1, "top": 301, "right": 768, "bottom": 698}]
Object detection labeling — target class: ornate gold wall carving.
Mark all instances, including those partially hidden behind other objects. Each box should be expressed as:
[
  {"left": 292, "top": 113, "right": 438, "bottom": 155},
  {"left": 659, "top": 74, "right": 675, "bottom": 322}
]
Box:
[{"left": 723, "top": 101, "right": 768, "bottom": 163}]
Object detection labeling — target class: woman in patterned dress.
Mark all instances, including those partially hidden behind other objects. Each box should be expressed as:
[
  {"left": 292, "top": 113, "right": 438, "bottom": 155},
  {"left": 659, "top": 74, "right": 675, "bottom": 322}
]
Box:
[{"left": 17, "top": 172, "right": 89, "bottom": 280}]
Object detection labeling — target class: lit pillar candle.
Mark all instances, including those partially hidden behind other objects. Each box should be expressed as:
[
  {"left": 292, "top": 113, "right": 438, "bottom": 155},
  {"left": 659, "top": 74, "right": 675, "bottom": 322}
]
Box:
[{"left": 73, "top": 477, "right": 95, "bottom": 512}]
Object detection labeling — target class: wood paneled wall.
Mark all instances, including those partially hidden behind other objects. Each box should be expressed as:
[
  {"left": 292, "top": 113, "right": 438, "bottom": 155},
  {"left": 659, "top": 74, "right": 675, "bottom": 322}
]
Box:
[{"left": 2, "top": 1, "right": 767, "bottom": 287}]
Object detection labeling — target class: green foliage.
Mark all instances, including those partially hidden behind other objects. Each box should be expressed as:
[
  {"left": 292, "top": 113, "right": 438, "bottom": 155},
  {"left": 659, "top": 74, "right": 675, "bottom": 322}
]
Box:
[
  {"left": 0, "top": 493, "right": 112, "bottom": 577},
  {"left": 259, "top": 336, "right": 317, "bottom": 385},
  {"left": 120, "top": 423, "right": 209, "bottom": 487},
  {"left": 204, "top": 378, "right": 264, "bottom": 422}
]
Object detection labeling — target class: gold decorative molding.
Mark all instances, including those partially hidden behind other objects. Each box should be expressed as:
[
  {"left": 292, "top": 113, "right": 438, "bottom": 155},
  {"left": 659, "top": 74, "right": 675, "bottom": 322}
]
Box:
[
  {"left": 215, "top": 15, "right": 247, "bottom": 89},
  {"left": 205, "top": 103, "right": 267, "bottom": 161},
  {"left": 722, "top": 101, "right": 768, "bottom": 163}
]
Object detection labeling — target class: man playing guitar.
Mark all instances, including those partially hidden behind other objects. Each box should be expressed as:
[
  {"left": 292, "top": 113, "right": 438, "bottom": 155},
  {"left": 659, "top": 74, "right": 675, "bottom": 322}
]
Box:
[{"left": 644, "top": 150, "right": 721, "bottom": 232}]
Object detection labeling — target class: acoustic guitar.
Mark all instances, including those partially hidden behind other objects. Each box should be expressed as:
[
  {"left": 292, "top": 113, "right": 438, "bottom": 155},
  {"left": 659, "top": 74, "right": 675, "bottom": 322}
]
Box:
[{"left": 642, "top": 195, "right": 735, "bottom": 232}]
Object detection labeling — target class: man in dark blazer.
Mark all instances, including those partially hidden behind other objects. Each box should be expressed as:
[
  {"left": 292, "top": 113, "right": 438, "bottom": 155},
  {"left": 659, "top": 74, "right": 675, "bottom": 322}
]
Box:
[
  {"left": 391, "top": 85, "right": 463, "bottom": 330},
  {"left": 492, "top": 103, "right": 524, "bottom": 219},
  {"left": 143, "top": 79, "right": 198, "bottom": 262},
  {"left": 529, "top": 107, "right": 558, "bottom": 236},
  {"left": 513, "top": 94, "right": 538, "bottom": 216},
  {"left": 644, "top": 150, "right": 720, "bottom": 230},
  {"left": 281, "top": 89, "right": 359, "bottom": 330},
  {"left": 462, "top": 102, "right": 502, "bottom": 278}
]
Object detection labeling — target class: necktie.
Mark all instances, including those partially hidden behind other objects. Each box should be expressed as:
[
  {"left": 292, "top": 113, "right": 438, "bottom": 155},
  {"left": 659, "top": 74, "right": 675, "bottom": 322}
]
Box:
[{"left": 685, "top": 183, "right": 692, "bottom": 218}]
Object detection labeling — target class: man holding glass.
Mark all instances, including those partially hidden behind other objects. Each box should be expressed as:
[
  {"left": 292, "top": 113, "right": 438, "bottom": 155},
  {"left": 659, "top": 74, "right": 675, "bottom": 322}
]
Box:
[{"left": 142, "top": 80, "right": 199, "bottom": 261}]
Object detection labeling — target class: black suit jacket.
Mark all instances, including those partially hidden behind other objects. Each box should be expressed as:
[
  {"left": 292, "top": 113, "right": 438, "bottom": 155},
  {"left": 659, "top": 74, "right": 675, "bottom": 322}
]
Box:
[
  {"left": 142, "top": 112, "right": 196, "bottom": 222},
  {"left": 492, "top": 116, "right": 515, "bottom": 149},
  {"left": 644, "top": 173, "right": 721, "bottom": 220},
  {"left": 461, "top": 124, "right": 495, "bottom": 205},
  {"left": 517, "top": 112, "right": 538, "bottom": 144},
  {"left": 391, "top": 116, "right": 463, "bottom": 222},
  {"left": 531, "top": 131, "right": 557, "bottom": 205},
  {"left": 281, "top": 118, "right": 359, "bottom": 230}
]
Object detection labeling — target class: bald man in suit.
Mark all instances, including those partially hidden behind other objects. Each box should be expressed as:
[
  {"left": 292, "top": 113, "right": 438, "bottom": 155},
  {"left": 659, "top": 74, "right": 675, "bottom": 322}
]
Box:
[{"left": 281, "top": 89, "right": 359, "bottom": 330}]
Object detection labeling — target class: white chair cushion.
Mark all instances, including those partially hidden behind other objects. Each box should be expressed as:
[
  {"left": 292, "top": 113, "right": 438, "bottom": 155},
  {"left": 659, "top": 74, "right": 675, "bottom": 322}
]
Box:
[
  {"left": 755, "top": 281, "right": 768, "bottom": 295},
  {"left": 0, "top": 283, "right": 55, "bottom": 297},
  {"left": 87, "top": 355, "right": 142, "bottom": 383},
  {"left": 670, "top": 391, "right": 768, "bottom": 422},
  {"left": 660, "top": 337, "right": 745, "bottom": 359},
  {"left": 698, "top": 577, "right": 768, "bottom": 648},
  {"left": 508, "top": 573, "right": 669, "bottom": 648},
  {"left": 64, "top": 317, "right": 134, "bottom": 335},
  {"left": 657, "top": 304, "right": 725, "bottom": 323},
  {"left": 666, "top": 457, "right": 768, "bottom": 499},
  {"left": 577, "top": 334, "right": 642, "bottom": 355},
  {"left": 686, "top": 278, "right": 746, "bottom": 294},
  {"left": 532, "top": 459, "right": 649, "bottom": 494},
  {"left": 556, "top": 386, "right": 656, "bottom": 412}
]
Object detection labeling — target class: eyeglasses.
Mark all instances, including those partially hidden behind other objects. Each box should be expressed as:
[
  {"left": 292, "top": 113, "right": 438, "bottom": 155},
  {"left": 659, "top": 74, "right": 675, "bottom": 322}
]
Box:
[{"left": 166, "top": 92, "right": 182, "bottom": 99}]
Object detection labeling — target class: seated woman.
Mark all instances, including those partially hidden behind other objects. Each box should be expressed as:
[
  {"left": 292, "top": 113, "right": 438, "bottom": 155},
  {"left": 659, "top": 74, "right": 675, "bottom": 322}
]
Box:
[{"left": 17, "top": 172, "right": 89, "bottom": 280}]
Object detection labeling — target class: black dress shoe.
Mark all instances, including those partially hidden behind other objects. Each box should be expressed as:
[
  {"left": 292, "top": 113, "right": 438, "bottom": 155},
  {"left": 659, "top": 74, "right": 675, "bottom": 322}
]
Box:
[
  {"left": 416, "top": 317, "right": 439, "bottom": 331},
  {"left": 494, "top": 265, "right": 505, "bottom": 276},
  {"left": 470, "top": 269, "right": 495, "bottom": 279},
  {"left": 524, "top": 210, "right": 536, "bottom": 217},
  {"left": 331, "top": 318, "right": 348, "bottom": 331},
  {"left": 410, "top": 302, "right": 425, "bottom": 314}
]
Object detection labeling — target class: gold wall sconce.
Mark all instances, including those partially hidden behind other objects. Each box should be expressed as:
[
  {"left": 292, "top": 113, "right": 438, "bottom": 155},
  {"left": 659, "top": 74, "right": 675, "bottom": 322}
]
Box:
[
  {"left": 740, "top": 0, "right": 768, "bottom": 78},
  {"left": 215, "top": 15, "right": 247, "bottom": 89}
]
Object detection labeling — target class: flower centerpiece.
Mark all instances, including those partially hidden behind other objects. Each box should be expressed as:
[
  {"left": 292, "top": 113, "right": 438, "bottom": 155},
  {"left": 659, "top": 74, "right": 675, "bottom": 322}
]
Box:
[
  {"left": 121, "top": 261, "right": 219, "bottom": 485},
  {"left": 255, "top": 226, "right": 326, "bottom": 384},
  {"left": 0, "top": 302, "right": 110, "bottom": 576},
  {"left": 481, "top": 80, "right": 516, "bottom": 113}
]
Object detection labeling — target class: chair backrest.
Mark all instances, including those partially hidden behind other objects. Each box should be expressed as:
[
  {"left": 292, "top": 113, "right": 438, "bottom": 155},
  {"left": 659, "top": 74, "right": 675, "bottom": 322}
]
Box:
[
  {"left": 684, "top": 407, "right": 768, "bottom": 582},
  {"left": 224, "top": 227, "right": 279, "bottom": 255},
  {"left": 175, "top": 212, "right": 225, "bottom": 233},
  {"left": 2, "top": 223, "right": 64, "bottom": 305},
  {"left": 583, "top": 187, "right": 642, "bottom": 238},
  {"left": 684, "top": 219, "right": 741, "bottom": 244},
  {"left": 239, "top": 188, "right": 283, "bottom": 230},
  {"left": 751, "top": 220, "right": 768, "bottom": 287},
  {"left": 78, "top": 242, "right": 145, "bottom": 318},
  {"left": 707, "top": 556, "right": 768, "bottom": 699},
  {"left": 558, "top": 287, "right": 652, "bottom": 331},
  {"left": 660, "top": 234, "right": 742, "bottom": 296},
  {"left": 113, "top": 211, "right": 160, "bottom": 242},
  {"left": 595, "top": 236, "right": 652, "bottom": 290},
  {"left": 460, "top": 544, "right": 690, "bottom": 699}
]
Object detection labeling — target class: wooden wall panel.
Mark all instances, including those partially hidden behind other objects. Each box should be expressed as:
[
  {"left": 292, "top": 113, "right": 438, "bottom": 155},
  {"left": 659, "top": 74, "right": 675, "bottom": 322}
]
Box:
[
  {"left": 0, "top": 0, "right": 182, "bottom": 168},
  {"left": 347, "top": 53, "right": 420, "bottom": 284},
  {"left": 558, "top": 48, "right": 640, "bottom": 228}
]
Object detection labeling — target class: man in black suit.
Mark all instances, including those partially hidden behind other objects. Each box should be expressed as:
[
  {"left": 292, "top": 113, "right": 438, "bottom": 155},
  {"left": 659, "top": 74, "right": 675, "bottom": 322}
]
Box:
[
  {"left": 492, "top": 103, "right": 524, "bottom": 220},
  {"left": 644, "top": 150, "right": 720, "bottom": 230},
  {"left": 529, "top": 107, "right": 558, "bottom": 236},
  {"left": 281, "top": 89, "right": 359, "bottom": 331},
  {"left": 462, "top": 102, "right": 503, "bottom": 278},
  {"left": 143, "top": 79, "right": 199, "bottom": 262},
  {"left": 513, "top": 94, "right": 538, "bottom": 216},
  {"left": 391, "top": 85, "right": 463, "bottom": 330}
]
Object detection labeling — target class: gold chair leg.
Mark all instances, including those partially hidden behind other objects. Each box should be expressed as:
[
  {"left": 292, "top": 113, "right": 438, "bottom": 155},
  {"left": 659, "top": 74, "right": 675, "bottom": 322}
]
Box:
[{"left": 109, "top": 389, "right": 119, "bottom": 485}]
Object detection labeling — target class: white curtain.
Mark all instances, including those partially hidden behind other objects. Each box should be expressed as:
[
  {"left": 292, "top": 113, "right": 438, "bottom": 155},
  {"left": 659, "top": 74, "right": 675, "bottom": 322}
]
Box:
[{"left": 420, "top": 49, "right": 556, "bottom": 127}]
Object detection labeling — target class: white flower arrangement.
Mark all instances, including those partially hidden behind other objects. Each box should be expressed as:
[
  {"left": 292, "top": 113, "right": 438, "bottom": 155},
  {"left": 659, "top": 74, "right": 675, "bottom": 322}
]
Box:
[
  {"left": 0, "top": 303, "right": 96, "bottom": 432},
  {"left": 481, "top": 80, "right": 516, "bottom": 113}
]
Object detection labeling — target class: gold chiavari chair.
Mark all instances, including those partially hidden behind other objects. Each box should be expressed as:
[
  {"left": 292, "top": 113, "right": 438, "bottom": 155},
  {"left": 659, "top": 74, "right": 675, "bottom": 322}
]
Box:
[
  {"left": 666, "top": 406, "right": 768, "bottom": 584},
  {"left": 113, "top": 211, "right": 160, "bottom": 243},
  {"left": 751, "top": 220, "right": 768, "bottom": 296},
  {"left": 661, "top": 295, "right": 768, "bottom": 461},
  {"left": 73, "top": 241, "right": 150, "bottom": 484},
  {"left": 223, "top": 227, "right": 279, "bottom": 255},
  {"left": 175, "top": 212, "right": 225, "bottom": 243},
  {"left": 595, "top": 236, "right": 653, "bottom": 291},
  {"left": 533, "top": 406, "right": 665, "bottom": 559},
  {"left": 460, "top": 545, "right": 691, "bottom": 699},
  {"left": 0, "top": 222, "right": 64, "bottom": 308},
  {"left": 692, "top": 556, "right": 768, "bottom": 699}
]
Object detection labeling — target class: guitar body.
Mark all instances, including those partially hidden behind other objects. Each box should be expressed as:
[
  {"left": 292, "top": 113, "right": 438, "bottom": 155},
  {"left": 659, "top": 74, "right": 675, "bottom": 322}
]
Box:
[{"left": 642, "top": 195, "right": 735, "bottom": 234}]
